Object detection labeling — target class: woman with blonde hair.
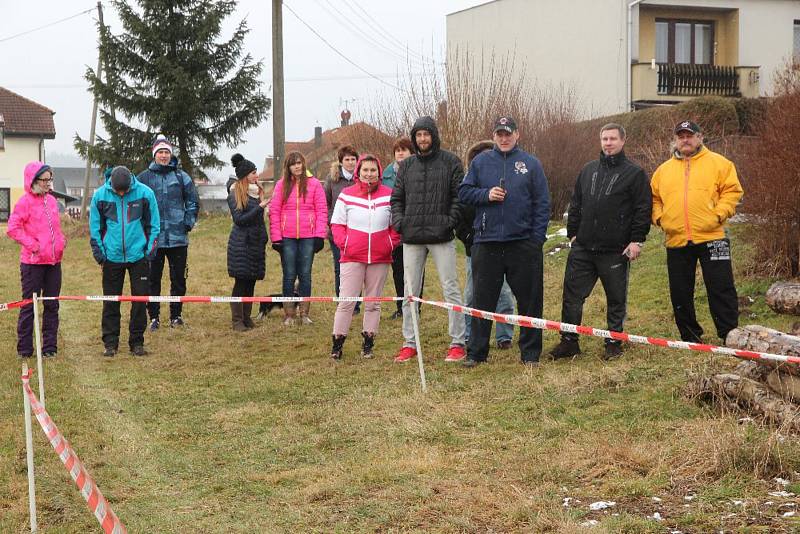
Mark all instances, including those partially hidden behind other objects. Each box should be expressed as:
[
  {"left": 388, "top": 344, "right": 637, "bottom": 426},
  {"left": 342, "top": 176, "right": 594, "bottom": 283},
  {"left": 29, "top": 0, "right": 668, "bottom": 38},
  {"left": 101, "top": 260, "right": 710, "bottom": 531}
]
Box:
[
  {"left": 269, "top": 151, "right": 328, "bottom": 325},
  {"left": 226, "top": 154, "right": 269, "bottom": 331}
]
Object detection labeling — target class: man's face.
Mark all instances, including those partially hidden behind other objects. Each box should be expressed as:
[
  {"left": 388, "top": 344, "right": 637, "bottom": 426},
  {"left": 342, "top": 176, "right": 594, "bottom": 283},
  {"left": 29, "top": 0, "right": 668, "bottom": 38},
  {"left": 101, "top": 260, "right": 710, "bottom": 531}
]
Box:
[
  {"left": 341, "top": 154, "right": 357, "bottom": 173},
  {"left": 155, "top": 148, "right": 172, "bottom": 165},
  {"left": 493, "top": 129, "right": 519, "bottom": 152},
  {"left": 675, "top": 131, "right": 702, "bottom": 156},
  {"left": 394, "top": 147, "right": 412, "bottom": 163},
  {"left": 600, "top": 129, "right": 625, "bottom": 156},
  {"left": 415, "top": 130, "right": 433, "bottom": 153}
]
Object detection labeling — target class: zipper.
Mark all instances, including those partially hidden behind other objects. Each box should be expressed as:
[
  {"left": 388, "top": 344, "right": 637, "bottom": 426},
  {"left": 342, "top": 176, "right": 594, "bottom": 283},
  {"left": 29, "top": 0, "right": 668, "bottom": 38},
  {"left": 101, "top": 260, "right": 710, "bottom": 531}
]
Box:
[
  {"left": 683, "top": 159, "right": 693, "bottom": 243},
  {"left": 121, "top": 195, "right": 127, "bottom": 262},
  {"left": 367, "top": 189, "right": 372, "bottom": 264},
  {"left": 43, "top": 196, "right": 56, "bottom": 260},
  {"left": 501, "top": 152, "right": 506, "bottom": 239},
  {"left": 295, "top": 182, "right": 300, "bottom": 239}
]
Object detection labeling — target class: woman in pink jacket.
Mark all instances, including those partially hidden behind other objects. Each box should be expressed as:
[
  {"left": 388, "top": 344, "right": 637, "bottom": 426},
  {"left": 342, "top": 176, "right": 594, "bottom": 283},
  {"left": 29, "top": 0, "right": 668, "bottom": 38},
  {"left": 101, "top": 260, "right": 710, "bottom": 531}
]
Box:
[
  {"left": 269, "top": 151, "right": 328, "bottom": 326},
  {"left": 329, "top": 155, "right": 400, "bottom": 359},
  {"left": 7, "top": 162, "right": 67, "bottom": 358}
]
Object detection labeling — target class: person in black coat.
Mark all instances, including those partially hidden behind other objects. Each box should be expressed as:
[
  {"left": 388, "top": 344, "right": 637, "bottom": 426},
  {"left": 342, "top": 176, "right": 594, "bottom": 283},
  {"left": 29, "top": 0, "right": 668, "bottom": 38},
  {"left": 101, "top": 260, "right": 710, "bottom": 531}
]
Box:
[{"left": 227, "top": 154, "right": 269, "bottom": 331}]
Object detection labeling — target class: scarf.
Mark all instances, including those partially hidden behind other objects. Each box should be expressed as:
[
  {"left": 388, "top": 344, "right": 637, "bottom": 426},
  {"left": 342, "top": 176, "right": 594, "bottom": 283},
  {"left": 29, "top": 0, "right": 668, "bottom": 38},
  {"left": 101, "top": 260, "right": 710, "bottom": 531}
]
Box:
[{"left": 248, "top": 183, "right": 261, "bottom": 199}]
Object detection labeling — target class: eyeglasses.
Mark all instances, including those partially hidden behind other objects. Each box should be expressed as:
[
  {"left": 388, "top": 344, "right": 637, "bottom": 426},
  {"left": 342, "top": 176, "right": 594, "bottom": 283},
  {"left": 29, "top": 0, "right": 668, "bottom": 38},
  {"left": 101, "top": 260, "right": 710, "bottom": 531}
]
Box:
[{"left": 37, "top": 178, "right": 54, "bottom": 183}]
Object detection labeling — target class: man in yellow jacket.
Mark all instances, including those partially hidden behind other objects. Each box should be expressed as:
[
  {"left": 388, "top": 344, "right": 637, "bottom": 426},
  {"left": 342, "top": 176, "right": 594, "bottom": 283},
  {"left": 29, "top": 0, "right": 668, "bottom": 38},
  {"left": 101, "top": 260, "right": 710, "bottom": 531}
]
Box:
[{"left": 651, "top": 120, "right": 743, "bottom": 343}]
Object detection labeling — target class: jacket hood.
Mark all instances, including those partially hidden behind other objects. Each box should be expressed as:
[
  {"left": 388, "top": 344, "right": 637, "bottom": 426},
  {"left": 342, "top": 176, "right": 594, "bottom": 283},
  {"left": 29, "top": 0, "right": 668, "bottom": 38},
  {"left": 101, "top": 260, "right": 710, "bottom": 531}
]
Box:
[
  {"left": 23, "top": 161, "right": 51, "bottom": 193},
  {"left": 149, "top": 155, "right": 179, "bottom": 173},
  {"left": 410, "top": 116, "right": 441, "bottom": 156},
  {"left": 355, "top": 155, "right": 383, "bottom": 193}
]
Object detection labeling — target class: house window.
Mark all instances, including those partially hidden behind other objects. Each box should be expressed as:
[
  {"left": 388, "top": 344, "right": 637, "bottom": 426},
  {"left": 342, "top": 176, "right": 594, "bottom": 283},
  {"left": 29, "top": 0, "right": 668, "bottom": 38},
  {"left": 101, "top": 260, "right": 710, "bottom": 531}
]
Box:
[
  {"left": 655, "top": 19, "right": 715, "bottom": 65},
  {"left": 794, "top": 20, "right": 800, "bottom": 61}
]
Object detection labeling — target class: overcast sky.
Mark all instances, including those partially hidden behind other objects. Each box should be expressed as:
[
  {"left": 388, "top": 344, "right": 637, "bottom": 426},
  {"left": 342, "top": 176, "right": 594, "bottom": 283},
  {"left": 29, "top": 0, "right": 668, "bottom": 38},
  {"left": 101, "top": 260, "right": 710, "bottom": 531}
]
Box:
[{"left": 0, "top": 0, "right": 488, "bottom": 180}]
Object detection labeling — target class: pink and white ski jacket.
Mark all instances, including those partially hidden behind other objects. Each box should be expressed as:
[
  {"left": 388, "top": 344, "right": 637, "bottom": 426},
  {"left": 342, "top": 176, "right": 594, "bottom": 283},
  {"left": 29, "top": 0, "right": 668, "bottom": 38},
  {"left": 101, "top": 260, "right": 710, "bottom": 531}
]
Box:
[
  {"left": 269, "top": 176, "right": 328, "bottom": 241},
  {"left": 7, "top": 161, "right": 66, "bottom": 265},
  {"left": 331, "top": 178, "right": 400, "bottom": 265}
]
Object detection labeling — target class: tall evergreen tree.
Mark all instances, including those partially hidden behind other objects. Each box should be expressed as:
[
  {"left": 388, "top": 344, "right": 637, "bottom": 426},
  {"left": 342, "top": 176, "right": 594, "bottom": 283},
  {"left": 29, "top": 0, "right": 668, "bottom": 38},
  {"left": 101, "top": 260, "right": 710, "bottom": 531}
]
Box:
[{"left": 75, "top": 0, "right": 270, "bottom": 179}]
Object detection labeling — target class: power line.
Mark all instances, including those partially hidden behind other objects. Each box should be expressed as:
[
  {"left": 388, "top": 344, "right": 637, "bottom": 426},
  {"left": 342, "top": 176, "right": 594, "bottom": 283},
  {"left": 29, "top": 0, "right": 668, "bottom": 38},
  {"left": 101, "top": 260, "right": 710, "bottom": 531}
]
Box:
[
  {"left": 0, "top": 7, "right": 95, "bottom": 44},
  {"left": 282, "top": 1, "right": 406, "bottom": 93}
]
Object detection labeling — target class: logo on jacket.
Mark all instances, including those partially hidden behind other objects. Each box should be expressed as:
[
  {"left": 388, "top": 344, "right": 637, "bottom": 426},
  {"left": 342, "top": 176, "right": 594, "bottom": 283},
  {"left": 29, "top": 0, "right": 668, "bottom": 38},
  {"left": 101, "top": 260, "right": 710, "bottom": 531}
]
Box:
[{"left": 514, "top": 161, "right": 528, "bottom": 175}]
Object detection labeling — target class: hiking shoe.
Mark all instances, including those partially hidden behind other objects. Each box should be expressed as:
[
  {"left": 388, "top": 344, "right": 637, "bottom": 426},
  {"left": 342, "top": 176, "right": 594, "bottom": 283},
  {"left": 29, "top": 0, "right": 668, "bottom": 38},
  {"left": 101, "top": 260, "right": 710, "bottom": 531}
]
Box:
[
  {"left": 445, "top": 345, "right": 466, "bottom": 362},
  {"left": 361, "top": 332, "right": 375, "bottom": 359},
  {"left": 131, "top": 345, "right": 148, "bottom": 357},
  {"left": 393, "top": 347, "right": 417, "bottom": 363},
  {"left": 603, "top": 343, "right": 624, "bottom": 360},
  {"left": 390, "top": 309, "right": 403, "bottom": 320},
  {"left": 149, "top": 318, "right": 160, "bottom": 332},
  {"left": 549, "top": 338, "right": 581, "bottom": 360},
  {"left": 18, "top": 353, "right": 33, "bottom": 359},
  {"left": 331, "top": 335, "right": 346, "bottom": 360},
  {"left": 497, "top": 339, "right": 513, "bottom": 350},
  {"left": 103, "top": 347, "right": 117, "bottom": 358},
  {"left": 521, "top": 359, "right": 540, "bottom": 368},
  {"left": 43, "top": 351, "right": 57, "bottom": 358},
  {"left": 462, "top": 358, "right": 483, "bottom": 368},
  {"left": 170, "top": 317, "right": 184, "bottom": 328}
]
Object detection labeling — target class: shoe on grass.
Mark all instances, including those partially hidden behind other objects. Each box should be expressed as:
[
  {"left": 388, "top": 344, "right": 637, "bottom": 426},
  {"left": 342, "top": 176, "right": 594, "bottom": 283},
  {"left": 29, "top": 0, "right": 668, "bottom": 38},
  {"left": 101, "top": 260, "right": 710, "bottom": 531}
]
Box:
[
  {"left": 496, "top": 339, "right": 513, "bottom": 350},
  {"left": 131, "top": 345, "right": 148, "bottom": 357},
  {"left": 393, "top": 346, "right": 417, "bottom": 363},
  {"left": 103, "top": 347, "right": 117, "bottom": 358},
  {"left": 170, "top": 317, "right": 184, "bottom": 327},
  {"left": 603, "top": 342, "right": 624, "bottom": 360},
  {"left": 549, "top": 338, "right": 581, "bottom": 360},
  {"left": 462, "top": 358, "right": 483, "bottom": 368},
  {"left": 445, "top": 345, "right": 466, "bottom": 362},
  {"left": 149, "top": 318, "right": 160, "bottom": 332},
  {"left": 43, "top": 351, "right": 57, "bottom": 358}
]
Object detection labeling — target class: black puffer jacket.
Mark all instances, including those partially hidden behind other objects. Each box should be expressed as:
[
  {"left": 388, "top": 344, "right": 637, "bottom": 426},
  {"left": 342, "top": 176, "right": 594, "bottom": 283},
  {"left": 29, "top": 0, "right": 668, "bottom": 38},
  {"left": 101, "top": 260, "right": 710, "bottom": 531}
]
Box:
[
  {"left": 390, "top": 116, "right": 464, "bottom": 244},
  {"left": 567, "top": 151, "right": 652, "bottom": 253},
  {"left": 226, "top": 191, "right": 268, "bottom": 280}
]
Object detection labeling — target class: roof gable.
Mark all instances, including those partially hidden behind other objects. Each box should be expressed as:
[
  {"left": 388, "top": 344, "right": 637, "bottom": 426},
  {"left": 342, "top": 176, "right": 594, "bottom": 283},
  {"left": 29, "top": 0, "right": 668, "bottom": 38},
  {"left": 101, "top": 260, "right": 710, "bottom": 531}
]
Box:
[{"left": 0, "top": 87, "right": 56, "bottom": 138}]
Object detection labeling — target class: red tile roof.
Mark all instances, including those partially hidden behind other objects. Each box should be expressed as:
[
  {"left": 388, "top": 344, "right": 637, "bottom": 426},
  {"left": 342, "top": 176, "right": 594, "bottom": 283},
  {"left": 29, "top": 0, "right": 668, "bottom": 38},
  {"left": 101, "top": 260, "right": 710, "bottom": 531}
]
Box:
[{"left": 0, "top": 87, "right": 56, "bottom": 138}]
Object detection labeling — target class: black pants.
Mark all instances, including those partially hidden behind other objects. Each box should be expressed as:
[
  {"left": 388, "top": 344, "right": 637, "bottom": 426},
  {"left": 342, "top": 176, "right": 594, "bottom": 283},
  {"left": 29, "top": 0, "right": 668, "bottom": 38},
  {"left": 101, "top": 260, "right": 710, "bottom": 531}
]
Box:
[
  {"left": 17, "top": 263, "right": 62, "bottom": 355},
  {"left": 148, "top": 246, "right": 188, "bottom": 321},
  {"left": 468, "top": 240, "right": 543, "bottom": 362},
  {"left": 560, "top": 246, "right": 629, "bottom": 345},
  {"left": 391, "top": 245, "right": 424, "bottom": 312},
  {"left": 232, "top": 278, "right": 257, "bottom": 298},
  {"left": 666, "top": 239, "right": 738, "bottom": 342},
  {"left": 102, "top": 259, "right": 149, "bottom": 349}
]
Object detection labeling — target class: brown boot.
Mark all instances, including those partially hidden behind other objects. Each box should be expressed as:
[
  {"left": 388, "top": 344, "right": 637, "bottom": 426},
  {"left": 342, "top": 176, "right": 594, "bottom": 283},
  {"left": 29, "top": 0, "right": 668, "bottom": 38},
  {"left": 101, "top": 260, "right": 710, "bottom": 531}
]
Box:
[
  {"left": 242, "top": 302, "right": 255, "bottom": 329},
  {"left": 230, "top": 303, "right": 248, "bottom": 332},
  {"left": 298, "top": 301, "right": 313, "bottom": 325},
  {"left": 283, "top": 302, "right": 296, "bottom": 326}
]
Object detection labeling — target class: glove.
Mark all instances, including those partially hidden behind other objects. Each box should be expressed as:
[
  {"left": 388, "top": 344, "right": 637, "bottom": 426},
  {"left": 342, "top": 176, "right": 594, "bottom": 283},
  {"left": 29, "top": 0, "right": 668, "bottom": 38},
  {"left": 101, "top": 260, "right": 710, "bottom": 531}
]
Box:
[
  {"left": 313, "top": 237, "right": 325, "bottom": 253},
  {"left": 271, "top": 241, "right": 283, "bottom": 253},
  {"left": 93, "top": 250, "right": 106, "bottom": 265}
]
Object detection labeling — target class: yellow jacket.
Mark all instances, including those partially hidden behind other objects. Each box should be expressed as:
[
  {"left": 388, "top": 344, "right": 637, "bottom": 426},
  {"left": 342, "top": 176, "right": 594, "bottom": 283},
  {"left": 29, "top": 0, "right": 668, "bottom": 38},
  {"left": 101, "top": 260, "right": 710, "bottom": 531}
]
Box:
[{"left": 651, "top": 146, "right": 743, "bottom": 248}]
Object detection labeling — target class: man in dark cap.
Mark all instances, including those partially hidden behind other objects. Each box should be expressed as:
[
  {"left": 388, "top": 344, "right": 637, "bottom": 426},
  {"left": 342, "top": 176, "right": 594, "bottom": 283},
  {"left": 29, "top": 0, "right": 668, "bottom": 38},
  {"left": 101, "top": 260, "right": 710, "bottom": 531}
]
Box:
[
  {"left": 651, "top": 120, "right": 743, "bottom": 343},
  {"left": 89, "top": 166, "right": 160, "bottom": 357}
]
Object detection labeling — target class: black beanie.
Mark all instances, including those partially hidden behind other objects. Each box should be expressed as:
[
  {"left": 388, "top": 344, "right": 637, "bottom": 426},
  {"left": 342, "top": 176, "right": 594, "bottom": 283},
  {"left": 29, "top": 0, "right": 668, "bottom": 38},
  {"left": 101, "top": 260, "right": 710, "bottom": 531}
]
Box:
[
  {"left": 231, "top": 153, "right": 257, "bottom": 179},
  {"left": 110, "top": 166, "right": 132, "bottom": 192}
]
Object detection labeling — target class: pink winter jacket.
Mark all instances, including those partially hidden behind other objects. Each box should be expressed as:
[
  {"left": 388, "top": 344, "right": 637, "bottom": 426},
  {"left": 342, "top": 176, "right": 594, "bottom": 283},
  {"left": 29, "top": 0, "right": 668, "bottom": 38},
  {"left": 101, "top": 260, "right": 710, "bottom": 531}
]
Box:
[
  {"left": 331, "top": 181, "right": 400, "bottom": 264},
  {"left": 7, "top": 162, "right": 66, "bottom": 265},
  {"left": 269, "top": 176, "right": 328, "bottom": 241}
]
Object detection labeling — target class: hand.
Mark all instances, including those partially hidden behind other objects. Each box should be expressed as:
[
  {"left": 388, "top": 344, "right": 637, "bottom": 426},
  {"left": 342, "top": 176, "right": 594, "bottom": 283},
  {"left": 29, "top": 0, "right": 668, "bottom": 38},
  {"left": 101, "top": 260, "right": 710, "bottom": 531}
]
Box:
[
  {"left": 259, "top": 199, "right": 269, "bottom": 209},
  {"left": 488, "top": 187, "right": 506, "bottom": 202},
  {"left": 313, "top": 237, "right": 325, "bottom": 253},
  {"left": 622, "top": 242, "right": 642, "bottom": 261},
  {"left": 570, "top": 236, "right": 576, "bottom": 244},
  {"left": 271, "top": 241, "right": 283, "bottom": 253}
]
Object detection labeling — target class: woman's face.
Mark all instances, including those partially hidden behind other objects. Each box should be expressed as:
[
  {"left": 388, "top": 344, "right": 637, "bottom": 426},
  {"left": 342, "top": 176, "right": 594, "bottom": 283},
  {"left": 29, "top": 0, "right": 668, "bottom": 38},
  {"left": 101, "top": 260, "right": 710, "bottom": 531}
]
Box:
[
  {"left": 341, "top": 154, "right": 357, "bottom": 173},
  {"left": 394, "top": 148, "right": 412, "bottom": 163},
  {"left": 246, "top": 170, "right": 259, "bottom": 184},
  {"left": 289, "top": 160, "right": 304, "bottom": 178},
  {"left": 358, "top": 161, "right": 379, "bottom": 184},
  {"left": 35, "top": 171, "right": 53, "bottom": 193}
]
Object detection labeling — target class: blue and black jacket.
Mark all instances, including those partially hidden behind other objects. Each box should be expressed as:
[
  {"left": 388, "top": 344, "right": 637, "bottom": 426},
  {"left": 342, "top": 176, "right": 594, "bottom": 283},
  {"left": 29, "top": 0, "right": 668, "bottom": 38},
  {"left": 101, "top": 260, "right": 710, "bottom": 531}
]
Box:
[
  {"left": 89, "top": 175, "right": 160, "bottom": 264},
  {"left": 137, "top": 156, "right": 198, "bottom": 248},
  {"left": 459, "top": 145, "right": 550, "bottom": 245}
]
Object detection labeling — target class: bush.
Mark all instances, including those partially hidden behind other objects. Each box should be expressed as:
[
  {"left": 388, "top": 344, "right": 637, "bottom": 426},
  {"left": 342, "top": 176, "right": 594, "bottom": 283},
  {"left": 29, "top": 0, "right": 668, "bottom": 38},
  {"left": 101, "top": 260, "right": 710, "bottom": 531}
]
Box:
[{"left": 733, "top": 98, "right": 768, "bottom": 135}]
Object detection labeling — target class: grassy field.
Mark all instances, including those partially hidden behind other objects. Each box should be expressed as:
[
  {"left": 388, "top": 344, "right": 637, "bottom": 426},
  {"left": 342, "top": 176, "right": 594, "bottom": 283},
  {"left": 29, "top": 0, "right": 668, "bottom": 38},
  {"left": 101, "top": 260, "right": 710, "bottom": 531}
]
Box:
[{"left": 1, "top": 214, "right": 799, "bottom": 533}]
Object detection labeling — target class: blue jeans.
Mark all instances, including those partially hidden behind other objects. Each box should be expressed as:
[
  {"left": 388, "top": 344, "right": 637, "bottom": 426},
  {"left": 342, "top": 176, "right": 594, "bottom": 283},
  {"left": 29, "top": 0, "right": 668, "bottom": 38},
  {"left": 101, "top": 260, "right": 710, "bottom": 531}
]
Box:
[
  {"left": 464, "top": 255, "right": 514, "bottom": 343},
  {"left": 281, "top": 238, "right": 315, "bottom": 297}
]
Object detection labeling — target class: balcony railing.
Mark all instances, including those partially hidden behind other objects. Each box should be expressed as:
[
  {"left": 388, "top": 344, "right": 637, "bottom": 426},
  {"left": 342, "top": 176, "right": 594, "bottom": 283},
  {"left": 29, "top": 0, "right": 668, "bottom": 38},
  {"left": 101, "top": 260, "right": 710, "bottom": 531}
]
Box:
[{"left": 657, "top": 63, "right": 741, "bottom": 97}]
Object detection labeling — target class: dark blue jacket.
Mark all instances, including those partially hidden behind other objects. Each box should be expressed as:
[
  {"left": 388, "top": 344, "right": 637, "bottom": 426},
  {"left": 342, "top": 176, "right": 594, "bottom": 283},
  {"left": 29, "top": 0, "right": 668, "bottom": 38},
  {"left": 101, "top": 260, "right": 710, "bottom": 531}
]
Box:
[
  {"left": 459, "top": 145, "right": 550, "bottom": 245},
  {"left": 89, "top": 176, "right": 160, "bottom": 264},
  {"left": 137, "top": 157, "right": 198, "bottom": 248}
]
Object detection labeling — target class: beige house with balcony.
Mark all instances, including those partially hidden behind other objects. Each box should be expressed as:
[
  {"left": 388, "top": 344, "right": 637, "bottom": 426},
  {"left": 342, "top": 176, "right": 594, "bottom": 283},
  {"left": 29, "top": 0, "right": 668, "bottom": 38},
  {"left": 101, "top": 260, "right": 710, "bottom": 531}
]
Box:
[{"left": 447, "top": 0, "right": 800, "bottom": 117}]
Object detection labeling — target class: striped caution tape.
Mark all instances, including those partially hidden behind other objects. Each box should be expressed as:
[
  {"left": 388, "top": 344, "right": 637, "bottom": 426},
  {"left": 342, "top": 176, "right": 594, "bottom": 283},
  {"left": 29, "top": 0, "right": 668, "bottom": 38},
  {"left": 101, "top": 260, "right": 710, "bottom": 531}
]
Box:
[
  {"left": 21, "top": 370, "right": 127, "bottom": 534},
  {"left": 0, "top": 298, "right": 33, "bottom": 311},
  {"left": 40, "top": 295, "right": 403, "bottom": 303},
  {"left": 411, "top": 297, "right": 800, "bottom": 366}
]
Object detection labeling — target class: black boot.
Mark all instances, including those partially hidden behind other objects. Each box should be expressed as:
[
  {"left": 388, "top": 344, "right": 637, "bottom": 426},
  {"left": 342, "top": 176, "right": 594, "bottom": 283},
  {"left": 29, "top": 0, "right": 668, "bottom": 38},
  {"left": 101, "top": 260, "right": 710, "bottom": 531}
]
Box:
[
  {"left": 549, "top": 337, "right": 581, "bottom": 360},
  {"left": 242, "top": 302, "right": 255, "bottom": 329},
  {"left": 361, "top": 332, "right": 375, "bottom": 359},
  {"left": 331, "top": 335, "right": 346, "bottom": 360}
]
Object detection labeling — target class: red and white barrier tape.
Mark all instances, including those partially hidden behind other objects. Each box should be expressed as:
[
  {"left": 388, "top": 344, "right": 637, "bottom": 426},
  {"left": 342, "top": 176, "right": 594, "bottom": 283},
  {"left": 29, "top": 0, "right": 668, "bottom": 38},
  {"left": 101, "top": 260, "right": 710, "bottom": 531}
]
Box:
[
  {"left": 411, "top": 297, "right": 800, "bottom": 366},
  {"left": 40, "top": 295, "right": 402, "bottom": 303},
  {"left": 21, "top": 370, "right": 127, "bottom": 534},
  {"left": 0, "top": 298, "right": 33, "bottom": 311}
]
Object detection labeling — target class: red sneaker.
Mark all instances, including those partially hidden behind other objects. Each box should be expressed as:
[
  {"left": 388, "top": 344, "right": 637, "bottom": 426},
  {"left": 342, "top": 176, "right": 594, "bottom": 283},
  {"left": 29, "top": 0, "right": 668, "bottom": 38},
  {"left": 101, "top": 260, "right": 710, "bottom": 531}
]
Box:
[
  {"left": 394, "top": 346, "right": 418, "bottom": 363},
  {"left": 445, "top": 345, "right": 466, "bottom": 362}
]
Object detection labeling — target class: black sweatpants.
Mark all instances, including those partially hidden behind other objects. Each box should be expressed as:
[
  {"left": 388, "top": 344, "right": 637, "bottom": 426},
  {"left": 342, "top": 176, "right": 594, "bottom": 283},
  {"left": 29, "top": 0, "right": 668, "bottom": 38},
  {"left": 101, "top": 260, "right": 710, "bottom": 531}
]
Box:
[
  {"left": 666, "top": 238, "right": 738, "bottom": 342},
  {"left": 148, "top": 245, "right": 188, "bottom": 321},
  {"left": 468, "top": 240, "right": 543, "bottom": 363},
  {"left": 560, "top": 246, "right": 630, "bottom": 345},
  {"left": 102, "top": 259, "right": 149, "bottom": 350}
]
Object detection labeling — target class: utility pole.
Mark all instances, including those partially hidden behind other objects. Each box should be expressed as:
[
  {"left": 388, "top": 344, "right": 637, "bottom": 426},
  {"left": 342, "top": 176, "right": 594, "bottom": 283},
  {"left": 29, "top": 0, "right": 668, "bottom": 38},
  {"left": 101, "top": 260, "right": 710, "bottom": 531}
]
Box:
[
  {"left": 80, "top": 1, "right": 104, "bottom": 219},
  {"left": 272, "top": 0, "right": 285, "bottom": 178}
]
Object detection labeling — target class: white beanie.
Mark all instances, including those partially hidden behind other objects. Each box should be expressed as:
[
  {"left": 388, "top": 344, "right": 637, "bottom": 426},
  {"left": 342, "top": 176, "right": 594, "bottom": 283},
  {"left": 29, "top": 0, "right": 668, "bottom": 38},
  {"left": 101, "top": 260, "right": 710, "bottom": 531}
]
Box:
[{"left": 152, "top": 134, "right": 173, "bottom": 157}]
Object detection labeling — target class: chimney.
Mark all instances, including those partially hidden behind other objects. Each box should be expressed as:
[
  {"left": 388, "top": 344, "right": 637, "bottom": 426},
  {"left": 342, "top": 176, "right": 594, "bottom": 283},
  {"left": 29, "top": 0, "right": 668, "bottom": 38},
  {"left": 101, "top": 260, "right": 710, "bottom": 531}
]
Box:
[
  {"left": 340, "top": 109, "right": 351, "bottom": 127},
  {"left": 314, "top": 126, "right": 323, "bottom": 148}
]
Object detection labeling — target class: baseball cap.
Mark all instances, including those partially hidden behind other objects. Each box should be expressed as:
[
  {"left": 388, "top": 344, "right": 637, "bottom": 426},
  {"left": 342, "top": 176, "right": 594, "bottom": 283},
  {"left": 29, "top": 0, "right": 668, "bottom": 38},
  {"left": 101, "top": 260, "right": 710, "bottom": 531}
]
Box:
[
  {"left": 493, "top": 116, "right": 517, "bottom": 134},
  {"left": 674, "top": 120, "right": 701, "bottom": 135}
]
